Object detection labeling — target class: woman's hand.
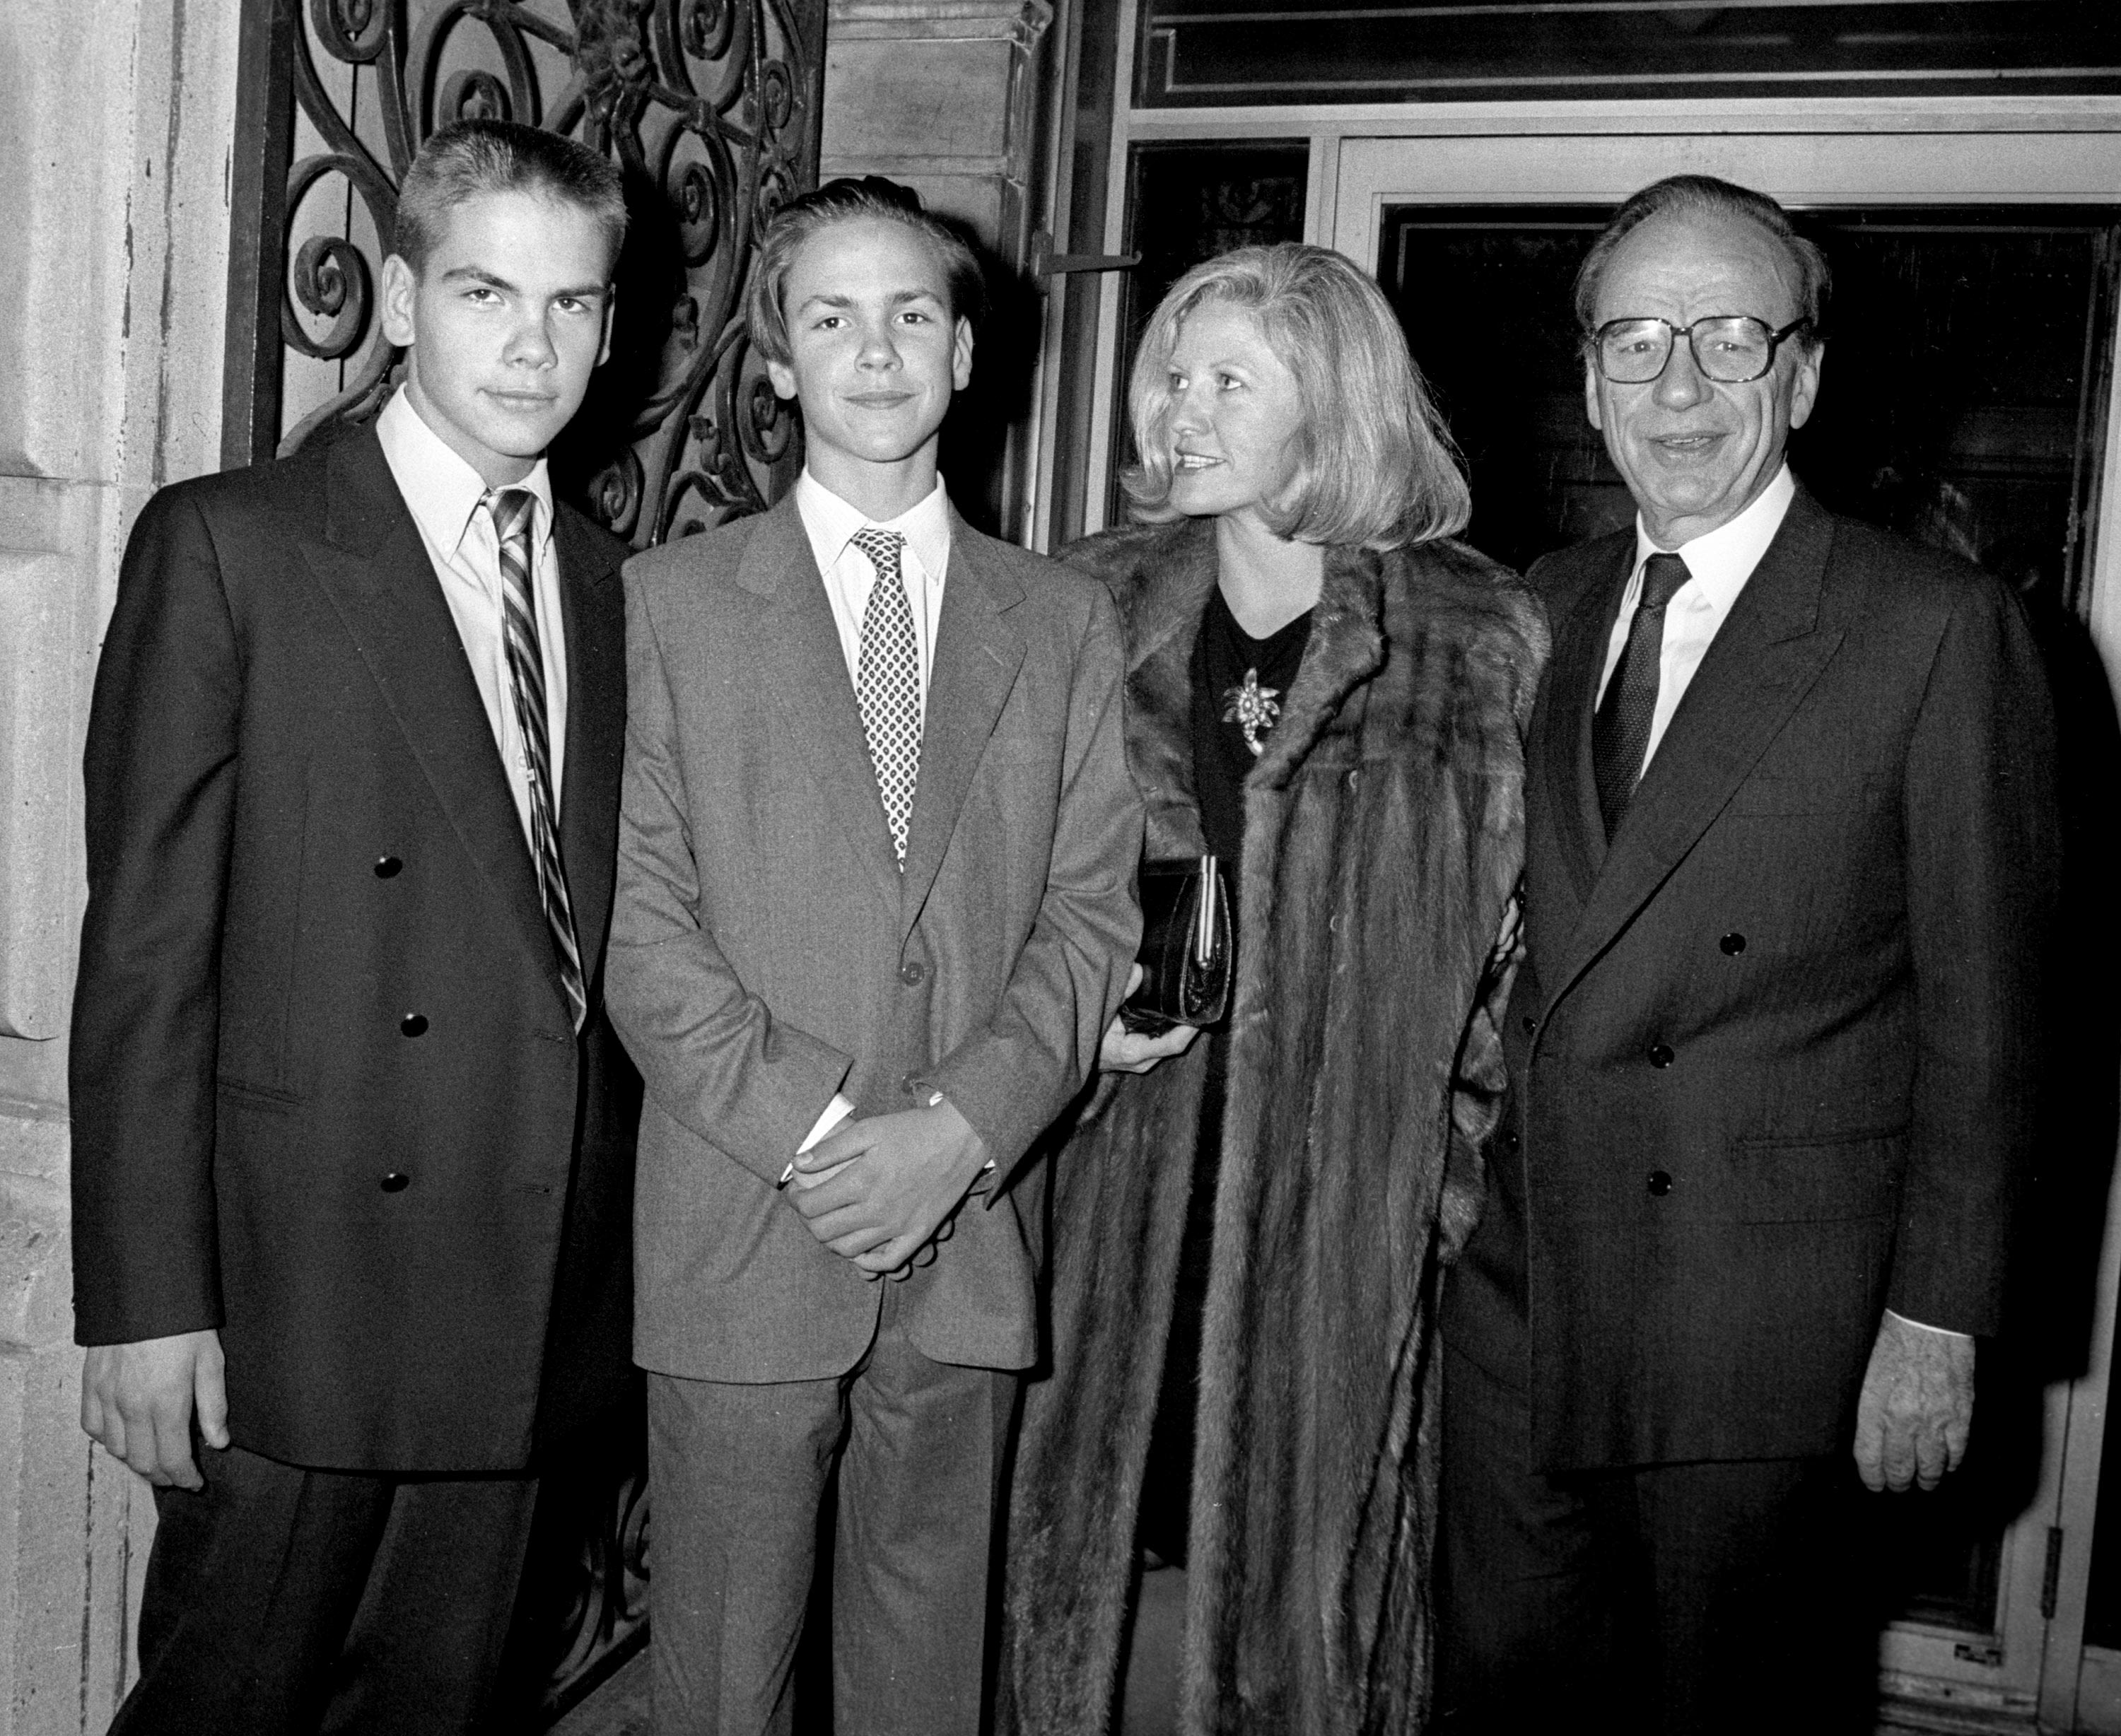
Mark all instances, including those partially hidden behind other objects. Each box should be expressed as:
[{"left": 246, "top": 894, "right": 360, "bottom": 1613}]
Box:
[{"left": 1099, "top": 963, "right": 1203, "bottom": 1074}]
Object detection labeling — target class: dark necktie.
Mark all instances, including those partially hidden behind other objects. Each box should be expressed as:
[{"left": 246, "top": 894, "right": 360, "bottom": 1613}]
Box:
[
  {"left": 851, "top": 527, "right": 922, "bottom": 869},
  {"left": 1591, "top": 551, "right": 1692, "bottom": 840},
  {"left": 488, "top": 488, "right": 587, "bottom": 1031}
]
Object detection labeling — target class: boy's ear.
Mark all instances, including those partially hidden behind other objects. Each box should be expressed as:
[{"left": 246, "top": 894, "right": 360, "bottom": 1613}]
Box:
[
  {"left": 951, "top": 316, "right": 974, "bottom": 392},
  {"left": 380, "top": 254, "right": 419, "bottom": 350},
  {"left": 766, "top": 356, "right": 800, "bottom": 401}
]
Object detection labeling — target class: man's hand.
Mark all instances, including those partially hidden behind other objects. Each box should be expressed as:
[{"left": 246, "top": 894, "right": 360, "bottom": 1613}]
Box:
[
  {"left": 81, "top": 1330, "right": 228, "bottom": 1491},
  {"left": 788, "top": 1098, "right": 991, "bottom": 1273},
  {"left": 1099, "top": 964, "right": 1201, "bottom": 1075},
  {"left": 1854, "top": 1313, "right": 1975, "bottom": 1493}
]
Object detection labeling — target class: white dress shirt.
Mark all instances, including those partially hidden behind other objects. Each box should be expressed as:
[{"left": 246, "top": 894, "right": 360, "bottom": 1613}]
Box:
[
  {"left": 1595, "top": 464, "right": 1794, "bottom": 770},
  {"left": 1592, "top": 462, "right": 1961, "bottom": 1346},
  {"left": 377, "top": 387, "right": 568, "bottom": 848},
  {"left": 795, "top": 469, "right": 952, "bottom": 721},
  {"left": 787, "top": 469, "right": 957, "bottom": 1163}
]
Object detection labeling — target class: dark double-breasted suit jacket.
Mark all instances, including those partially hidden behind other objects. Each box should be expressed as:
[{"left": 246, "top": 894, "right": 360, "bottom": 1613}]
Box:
[
  {"left": 70, "top": 426, "right": 637, "bottom": 1473},
  {"left": 1448, "top": 483, "right": 2059, "bottom": 1473}
]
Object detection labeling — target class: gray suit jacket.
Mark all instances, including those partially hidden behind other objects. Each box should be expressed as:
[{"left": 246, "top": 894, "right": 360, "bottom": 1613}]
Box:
[{"left": 608, "top": 494, "right": 1143, "bottom": 1380}]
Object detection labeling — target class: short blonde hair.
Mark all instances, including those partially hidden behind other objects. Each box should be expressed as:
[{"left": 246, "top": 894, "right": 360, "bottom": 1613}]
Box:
[
  {"left": 1122, "top": 243, "right": 1469, "bottom": 550},
  {"left": 747, "top": 176, "right": 983, "bottom": 369}
]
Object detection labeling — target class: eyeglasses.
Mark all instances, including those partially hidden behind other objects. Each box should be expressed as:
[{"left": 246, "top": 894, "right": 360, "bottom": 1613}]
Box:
[{"left": 1592, "top": 316, "right": 1812, "bottom": 385}]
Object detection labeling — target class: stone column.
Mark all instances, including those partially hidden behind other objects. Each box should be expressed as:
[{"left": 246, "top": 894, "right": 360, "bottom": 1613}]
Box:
[
  {"left": 0, "top": 1, "right": 239, "bottom": 1728},
  {"left": 819, "top": 0, "right": 1057, "bottom": 537},
  {"left": 820, "top": 0, "right": 1055, "bottom": 268}
]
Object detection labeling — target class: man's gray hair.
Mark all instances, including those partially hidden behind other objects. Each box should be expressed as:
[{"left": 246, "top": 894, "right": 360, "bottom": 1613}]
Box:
[{"left": 1574, "top": 175, "right": 1830, "bottom": 348}]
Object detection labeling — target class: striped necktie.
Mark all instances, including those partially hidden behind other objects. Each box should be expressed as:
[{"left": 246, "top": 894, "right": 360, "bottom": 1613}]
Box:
[
  {"left": 488, "top": 488, "right": 587, "bottom": 1032},
  {"left": 1592, "top": 551, "right": 1693, "bottom": 840},
  {"left": 851, "top": 527, "right": 921, "bottom": 868}
]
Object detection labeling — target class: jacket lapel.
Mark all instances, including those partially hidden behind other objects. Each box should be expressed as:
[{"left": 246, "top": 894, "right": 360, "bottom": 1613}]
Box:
[
  {"left": 900, "top": 516, "right": 1027, "bottom": 939},
  {"left": 1246, "top": 542, "right": 1387, "bottom": 789},
  {"left": 299, "top": 430, "right": 556, "bottom": 994},
  {"left": 744, "top": 496, "right": 905, "bottom": 925},
  {"left": 1542, "top": 488, "right": 1845, "bottom": 1011},
  {"left": 1538, "top": 540, "right": 1633, "bottom": 906},
  {"left": 1119, "top": 520, "right": 1217, "bottom": 860},
  {"left": 554, "top": 504, "right": 626, "bottom": 992}
]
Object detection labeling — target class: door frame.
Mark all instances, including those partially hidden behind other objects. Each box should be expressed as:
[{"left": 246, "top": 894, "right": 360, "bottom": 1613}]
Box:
[{"left": 1328, "top": 110, "right": 2121, "bottom": 1736}]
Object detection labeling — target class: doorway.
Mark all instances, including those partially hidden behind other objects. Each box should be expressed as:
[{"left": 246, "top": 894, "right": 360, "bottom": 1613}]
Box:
[
  {"left": 1330, "top": 119, "right": 2121, "bottom": 1732},
  {"left": 1055, "top": 108, "right": 2121, "bottom": 1731}
]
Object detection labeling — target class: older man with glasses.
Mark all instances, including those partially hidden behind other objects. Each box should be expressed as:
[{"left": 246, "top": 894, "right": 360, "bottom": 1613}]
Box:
[{"left": 1437, "top": 174, "right": 2061, "bottom": 1734}]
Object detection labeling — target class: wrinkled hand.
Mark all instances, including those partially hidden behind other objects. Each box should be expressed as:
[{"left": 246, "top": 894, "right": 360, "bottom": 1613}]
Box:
[
  {"left": 788, "top": 1098, "right": 991, "bottom": 1274},
  {"left": 1854, "top": 1313, "right": 1975, "bottom": 1493},
  {"left": 81, "top": 1330, "right": 228, "bottom": 1490},
  {"left": 1099, "top": 964, "right": 1202, "bottom": 1075}
]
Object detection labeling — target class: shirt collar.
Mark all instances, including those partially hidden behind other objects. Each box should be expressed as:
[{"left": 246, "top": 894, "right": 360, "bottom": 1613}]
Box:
[
  {"left": 795, "top": 469, "right": 952, "bottom": 582},
  {"left": 1631, "top": 463, "right": 1796, "bottom": 603},
  {"left": 376, "top": 386, "right": 555, "bottom": 565}
]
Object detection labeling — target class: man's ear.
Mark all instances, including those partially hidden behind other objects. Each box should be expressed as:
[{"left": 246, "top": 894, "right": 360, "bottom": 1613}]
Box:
[
  {"left": 597, "top": 285, "right": 617, "bottom": 369},
  {"left": 1787, "top": 340, "right": 1825, "bottom": 432},
  {"left": 380, "top": 254, "right": 419, "bottom": 351},
  {"left": 952, "top": 317, "right": 974, "bottom": 392},
  {"left": 766, "top": 356, "right": 800, "bottom": 401},
  {"left": 1582, "top": 356, "right": 1604, "bottom": 433}
]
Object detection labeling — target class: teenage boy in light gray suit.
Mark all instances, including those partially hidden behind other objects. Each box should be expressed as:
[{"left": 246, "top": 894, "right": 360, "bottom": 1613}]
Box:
[{"left": 606, "top": 178, "right": 1143, "bottom": 1735}]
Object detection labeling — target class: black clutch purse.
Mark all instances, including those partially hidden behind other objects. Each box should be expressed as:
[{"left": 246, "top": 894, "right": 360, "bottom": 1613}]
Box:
[{"left": 1119, "top": 855, "right": 1233, "bottom": 1035}]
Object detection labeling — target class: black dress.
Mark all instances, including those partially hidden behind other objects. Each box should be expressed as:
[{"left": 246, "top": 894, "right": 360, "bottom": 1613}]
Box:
[{"left": 1135, "top": 583, "right": 1314, "bottom": 1566}]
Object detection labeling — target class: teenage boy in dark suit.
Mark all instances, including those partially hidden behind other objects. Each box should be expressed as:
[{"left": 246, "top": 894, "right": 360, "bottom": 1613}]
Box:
[{"left": 73, "top": 118, "right": 638, "bottom": 1734}]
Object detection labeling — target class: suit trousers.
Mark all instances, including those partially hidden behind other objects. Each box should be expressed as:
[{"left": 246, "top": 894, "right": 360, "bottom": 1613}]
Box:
[
  {"left": 646, "top": 1281, "right": 1019, "bottom": 1736},
  {"left": 109, "top": 1443, "right": 539, "bottom": 1736},
  {"left": 1437, "top": 1346, "right": 1879, "bottom": 1736}
]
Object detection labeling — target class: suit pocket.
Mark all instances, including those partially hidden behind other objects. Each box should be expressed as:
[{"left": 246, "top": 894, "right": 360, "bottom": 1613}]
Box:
[
  {"left": 216, "top": 1076, "right": 303, "bottom": 1115},
  {"left": 1731, "top": 1126, "right": 1904, "bottom": 1224}
]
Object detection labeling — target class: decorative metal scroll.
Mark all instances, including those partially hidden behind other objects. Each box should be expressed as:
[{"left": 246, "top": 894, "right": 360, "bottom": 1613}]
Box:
[{"left": 226, "top": 0, "right": 826, "bottom": 545}]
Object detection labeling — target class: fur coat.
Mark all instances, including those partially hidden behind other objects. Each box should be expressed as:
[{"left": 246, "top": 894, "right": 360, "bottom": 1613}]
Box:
[{"left": 998, "top": 516, "right": 1545, "bottom": 1735}]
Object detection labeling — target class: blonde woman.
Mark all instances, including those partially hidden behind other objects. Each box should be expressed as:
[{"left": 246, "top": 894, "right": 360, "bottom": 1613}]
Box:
[{"left": 1000, "top": 244, "right": 1546, "bottom": 1734}]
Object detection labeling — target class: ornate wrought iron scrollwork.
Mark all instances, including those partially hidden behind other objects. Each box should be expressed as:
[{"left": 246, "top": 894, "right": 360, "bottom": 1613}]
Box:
[{"left": 240, "top": 0, "right": 824, "bottom": 543}]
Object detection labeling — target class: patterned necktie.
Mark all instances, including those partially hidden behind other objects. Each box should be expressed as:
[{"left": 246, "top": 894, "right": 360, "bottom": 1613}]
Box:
[
  {"left": 488, "top": 488, "right": 587, "bottom": 1031},
  {"left": 1591, "top": 551, "right": 1693, "bottom": 841},
  {"left": 851, "top": 527, "right": 921, "bottom": 868}
]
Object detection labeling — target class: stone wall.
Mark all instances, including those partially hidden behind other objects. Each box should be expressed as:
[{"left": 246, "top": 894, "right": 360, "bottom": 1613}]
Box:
[
  {"left": 821, "top": 0, "right": 1054, "bottom": 264},
  {"left": 0, "top": 1, "right": 239, "bottom": 1728}
]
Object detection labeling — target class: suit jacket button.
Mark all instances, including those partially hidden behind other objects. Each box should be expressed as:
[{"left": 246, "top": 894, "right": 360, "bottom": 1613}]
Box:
[
  {"left": 1521, "top": 1014, "right": 1538, "bottom": 1036},
  {"left": 900, "top": 961, "right": 926, "bottom": 985},
  {"left": 1719, "top": 932, "right": 1747, "bottom": 955},
  {"left": 1647, "top": 1043, "right": 1673, "bottom": 1068},
  {"left": 1647, "top": 1170, "right": 1673, "bottom": 1197},
  {"left": 380, "top": 1172, "right": 411, "bottom": 1193},
  {"left": 373, "top": 855, "right": 403, "bottom": 878},
  {"left": 1500, "top": 1127, "right": 1521, "bottom": 1154},
  {"left": 400, "top": 1013, "right": 428, "bottom": 1038},
  {"left": 901, "top": 1072, "right": 920, "bottom": 1095}
]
